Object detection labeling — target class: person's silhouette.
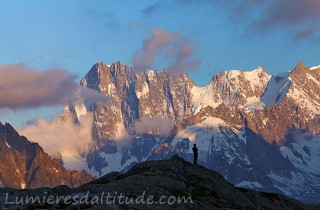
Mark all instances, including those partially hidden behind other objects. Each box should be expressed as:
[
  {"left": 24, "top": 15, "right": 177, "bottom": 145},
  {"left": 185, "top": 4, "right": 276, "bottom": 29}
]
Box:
[{"left": 192, "top": 144, "right": 198, "bottom": 164}]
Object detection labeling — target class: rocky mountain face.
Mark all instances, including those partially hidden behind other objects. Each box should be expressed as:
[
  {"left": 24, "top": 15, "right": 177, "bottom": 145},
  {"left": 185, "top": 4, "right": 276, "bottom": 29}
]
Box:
[
  {"left": 1, "top": 156, "right": 317, "bottom": 210},
  {"left": 245, "top": 62, "right": 320, "bottom": 145},
  {"left": 208, "top": 66, "right": 270, "bottom": 107},
  {"left": 79, "top": 62, "right": 194, "bottom": 143},
  {"left": 0, "top": 122, "right": 93, "bottom": 189},
  {"left": 64, "top": 61, "right": 320, "bottom": 203}
]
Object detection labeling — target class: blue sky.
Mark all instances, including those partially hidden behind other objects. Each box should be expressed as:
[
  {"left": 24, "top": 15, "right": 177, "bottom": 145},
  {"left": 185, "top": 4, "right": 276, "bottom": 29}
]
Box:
[{"left": 0, "top": 0, "right": 319, "bottom": 125}]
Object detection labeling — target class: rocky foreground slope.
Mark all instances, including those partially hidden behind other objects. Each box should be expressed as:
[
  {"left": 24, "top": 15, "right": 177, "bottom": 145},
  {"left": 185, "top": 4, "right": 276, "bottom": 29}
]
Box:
[
  {"left": 0, "top": 122, "right": 93, "bottom": 189},
  {"left": 1, "top": 156, "right": 318, "bottom": 210}
]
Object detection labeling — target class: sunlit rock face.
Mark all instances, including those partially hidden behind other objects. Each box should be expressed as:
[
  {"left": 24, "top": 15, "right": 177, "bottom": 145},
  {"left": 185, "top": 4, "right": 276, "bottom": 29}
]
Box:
[
  {"left": 65, "top": 61, "right": 320, "bottom": 203},
  {"left": 0, "top": 122, "right": 93, "bottom": 189}
]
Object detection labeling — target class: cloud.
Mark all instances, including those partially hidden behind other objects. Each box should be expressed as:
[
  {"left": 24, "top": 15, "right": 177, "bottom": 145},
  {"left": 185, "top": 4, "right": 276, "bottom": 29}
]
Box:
[
  {"left": 293, "top": 24, "right": 319, "bottom": 40},
  {"left": 0, "top": 63, "right": 108, "bottom": 109},
  {"left": 142, "top": 0, "right": 320, "bottom": 40},
  {"left": 87, "top": 9, "right": 120, "bottom": 29},
  {"left": 130, "top": 116, "right": 174, "bottom": 137},
  {"left": 213, "top": 0, "right": 265, "bottom": 22},
  {"left": 132, "top": 29, "right": 177, "bottom": 70},
  {"left": 249, "top": 0, "right": 320, "bottom": 40},
  {"left": 255, "top": 0, "right": 320, "bottom": 29},
  {"left": 142, "top": 1, "right": 317, "bottom": 39},
  {"left": 141, "top": 0, "right": 166, "bottom": 16},
  {"left": 215, "top": 0, "right": 320, "bottom": 40},
  {"left": 132, "top": 29, "right": 200, "bottom": 74},
  {"left": 16, "top": 112, "right": 95, "bottom": 168},
  {"left": 141, "top": 0, "right": 208, "bottom": 16}
]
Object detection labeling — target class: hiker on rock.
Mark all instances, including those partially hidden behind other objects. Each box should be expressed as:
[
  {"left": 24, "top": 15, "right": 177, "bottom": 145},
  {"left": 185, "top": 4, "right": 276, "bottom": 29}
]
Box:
[{"left": 192, "top": 144, "right": 198, "bottom": 164}]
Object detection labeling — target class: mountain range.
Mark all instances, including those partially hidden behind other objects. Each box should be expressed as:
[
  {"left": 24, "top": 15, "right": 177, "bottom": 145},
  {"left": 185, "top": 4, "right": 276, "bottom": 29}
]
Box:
[{"left": 9, "top": 60, "right": 320, "bottom": 204}]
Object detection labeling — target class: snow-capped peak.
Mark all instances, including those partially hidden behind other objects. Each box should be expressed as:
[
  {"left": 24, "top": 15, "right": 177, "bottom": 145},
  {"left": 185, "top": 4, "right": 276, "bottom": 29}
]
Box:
[{"left": 310, "top": 65, "right": 320, "bottom": 70}]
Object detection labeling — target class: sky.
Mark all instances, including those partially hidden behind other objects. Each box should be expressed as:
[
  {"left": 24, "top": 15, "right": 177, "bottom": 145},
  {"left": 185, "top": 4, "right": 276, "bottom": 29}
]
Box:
[{"left": 0, "top": 0, "right": 319, "bottom": 125}]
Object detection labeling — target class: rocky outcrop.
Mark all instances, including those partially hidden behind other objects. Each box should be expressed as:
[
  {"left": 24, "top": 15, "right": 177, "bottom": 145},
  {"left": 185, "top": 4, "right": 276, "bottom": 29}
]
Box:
[
  {"left": 0, "top": 122, "right": 93, "bottom": 189},
  {"left": 1, "top": 156, "right": 316, "bottom": 210}
]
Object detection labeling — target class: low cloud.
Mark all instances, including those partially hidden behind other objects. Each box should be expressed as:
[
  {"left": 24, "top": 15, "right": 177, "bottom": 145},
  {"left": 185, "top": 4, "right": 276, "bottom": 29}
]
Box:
[
  {"left": 16, "top": 112, "right": 95, "bottom": 168},
  {"left": 132, "top": 29, "right": 200, "bottom": 75},
  {"left": 0, "top": 63, "right": 108, "bottom": 109},
  {"left": 131, "top": 116, "right": 174, "bottom": 137}
]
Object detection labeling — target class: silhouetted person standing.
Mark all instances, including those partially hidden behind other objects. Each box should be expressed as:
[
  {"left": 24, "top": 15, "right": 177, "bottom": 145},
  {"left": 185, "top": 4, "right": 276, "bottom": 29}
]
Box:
[{"left": 192, "top": 144, "right": 198, "bottom": 164}]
